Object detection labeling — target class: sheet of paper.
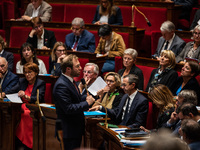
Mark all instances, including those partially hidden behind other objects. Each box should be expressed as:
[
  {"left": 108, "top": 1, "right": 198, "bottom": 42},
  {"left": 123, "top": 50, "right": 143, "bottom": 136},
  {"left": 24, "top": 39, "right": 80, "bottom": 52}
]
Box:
[
  {"left": 40, "top": 104, "right": 53, "bottom": 107},
  {"left": 6, "top": 93, "right": 22, "bottom": 103},
  {"left": 88, "top": 76, "right": 107, "bottom": 96}
]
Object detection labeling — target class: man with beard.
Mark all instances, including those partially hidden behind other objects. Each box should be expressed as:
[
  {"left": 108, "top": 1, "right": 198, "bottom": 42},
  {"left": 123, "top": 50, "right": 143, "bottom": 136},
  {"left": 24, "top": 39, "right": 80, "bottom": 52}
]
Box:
[
  {"left": 26, "top": 16, "right": 56, "bottom": 50},
  {"left": 53, "top": 54, "right": 95, "bottom": 150},
  {"left": 0, "top": 57, "right": 19, "bottom": 93}
]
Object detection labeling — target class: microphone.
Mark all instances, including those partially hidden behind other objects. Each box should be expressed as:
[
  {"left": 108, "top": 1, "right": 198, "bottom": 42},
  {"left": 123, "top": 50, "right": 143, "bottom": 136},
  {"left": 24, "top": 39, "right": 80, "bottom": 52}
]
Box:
[
  {"left": 131, "top": 5, "right": 152, "bottom": 27},
  {"left": 81, "top": 78, "right": 89, "bottom": 94},
  {"left": 36, "top": 89, "right": 46, "bottom": 122}
]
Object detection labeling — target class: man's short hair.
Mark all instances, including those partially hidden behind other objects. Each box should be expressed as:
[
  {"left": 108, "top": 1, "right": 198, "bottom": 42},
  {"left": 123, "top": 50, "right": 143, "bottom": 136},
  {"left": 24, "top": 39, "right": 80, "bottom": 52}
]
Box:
[
  {"left": 160, "top": 20, "right": 175, "bottom": 32},
  {"left": 31, "top": 17, "right": 43, "bottom": 28},
  {"left": 178, "top": 90, "right": 198, "bottom": 105},
  {"left": 84, "top": 63, "right": 99, "bottom": 75},
  {"left": 61, "top": 54, "right": 78, "bottom": 73},
  {"left": 177, "top": 103, "right": 199, "bottom": 117},
  {"left": 124, "top": 48, "right": 138, "bottom": 60},
  {"left": 72, "top": 17, "right": 85, "bottom": 28},
  {"left": 181, "top": 119, "right": 200, "bottom": 142},
  {"left": 124, "top": 74, "right": 139, "bottom": 89}
]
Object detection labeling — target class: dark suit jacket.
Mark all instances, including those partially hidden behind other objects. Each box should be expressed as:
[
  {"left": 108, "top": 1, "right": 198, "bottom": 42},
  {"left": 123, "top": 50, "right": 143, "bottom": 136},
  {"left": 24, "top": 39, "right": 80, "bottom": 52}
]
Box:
[
  {"left": 154, "top": 35, "right": 186, "bottom": 57},
  {"left": 48, "top": 56, "right": 61, "bottom": 76},
  {"left": 146, "top": 68, "right": 178, "bottom": 92},
  {"left": 65, "top": 30, "right": 95, "bottom": 53},
  {"left": 53, "top": 74, "right": 89, "bottom": 139},
  {"left": 189, "top": 142, "right": 200, "bottom": 150},
  {"left": 190, "top": 9, "right": 200, "bottom": 30},
  {"left": 176, "top": 42, "right": 200, "bottom": 63},
  {"left": 2, "top": 71, "right": 19, "bottom": 92},
  {"left": 26, "top": 29, "right": 56, "bottom": 49},
  {"left": 172, "top": 76, "right": 200, "bottom": 105},
  {"left": 118, "top": 64, "right": 144, "bottom": 90},
  {"left": 92, "top": 5, "right": 123, "bottom": 25},
  {"left": 5, "top": 77, "right": 46, "bottom": 103},
  {"left": 102, "top": 92, "right": 148, "bottom": 128},
  {"left": 1, "top": 50, "right": 14, "bottom": 71}
]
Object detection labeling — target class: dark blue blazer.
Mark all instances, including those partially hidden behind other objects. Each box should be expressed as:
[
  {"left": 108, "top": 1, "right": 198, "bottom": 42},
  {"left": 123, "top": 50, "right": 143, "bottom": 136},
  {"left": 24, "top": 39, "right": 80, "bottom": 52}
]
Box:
[
  {"left": 48, "top": 56, "right": 61, "bottom": 76},
  {"left": 26, "top": 29, "right": 57, "bottom": 49},
  {"left": 65, "top": 30, "right": 95, "bottom": 53},
  {"left": 2, "top": 71, "right": 19, "bottom": 92},
  {"left": 102, "top": 92, "right": 148, "bottom": 128},
  {"left": 53, "top": 74, "right": 89, "bottom": 139},
  {"left": 92, "top": 5, "right": 123, "bottom": 25},
  {"left": 5, "top": 77, "right": 46, "bottom": 103},
  {"left": 1, "top": 50, "right": 14, "bottom": 71},
  {"left": 118, "top": 64, "right": 144, "bottom": 90}
]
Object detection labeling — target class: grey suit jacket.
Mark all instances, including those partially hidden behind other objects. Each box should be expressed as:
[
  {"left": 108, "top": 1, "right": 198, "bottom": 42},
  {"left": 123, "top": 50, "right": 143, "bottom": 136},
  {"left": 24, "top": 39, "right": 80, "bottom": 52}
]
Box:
[
  {"left": 176, "top": 41, "right": 200, "bottom": 63},
  {"left": 23, "top": 1, "right": 52, "bottom": 22},
  {"left": 154, "top": 35, "right": 186, "bottom": 57}
]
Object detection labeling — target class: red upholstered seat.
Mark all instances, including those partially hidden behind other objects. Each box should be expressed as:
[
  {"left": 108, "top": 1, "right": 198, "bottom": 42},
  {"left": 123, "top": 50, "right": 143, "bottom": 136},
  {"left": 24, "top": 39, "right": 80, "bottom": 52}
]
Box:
[
  {"left": 115, "top": 56, "right": 123, "bottom": 73},
  {"left": 9, "top": 27, "right": 31, "bottom": 47},
  {"left": 151, "top": 31, "right": 162, "bottom": 55},
  {"left": 119, "top": 6, "right": 132, "bottom": 26},
  {"left": 50, "top": 3, "right": 65, "bottom": 22},
  {"left": 37, "top": 55, "right": 49, "bottom": 74},
  {"left": 13, "top": 53, "right": 21, "bottom": 73},
  {"left": 44, "top": 83, "right": 52, "bottom": 103},
  {"left": 64, "top": 4, "right": 96, "bottom": 23},
  {"left": 146, "top": 101, "right": 153, "bottom": 129},
  {"left": 74, "top": 58, "right": 89, "bottom": 82},
  {"left": 136, "top": 65, "right": 156, "bottom": 91},
  {"left": 0, "top": 29, "right": 5, "bottom": 39},
  {"left": 47, "top": 28, "right": 71, "bottom": 43},
  {"left": 196, "top": 75, "right": 200, "bottom": 85}
]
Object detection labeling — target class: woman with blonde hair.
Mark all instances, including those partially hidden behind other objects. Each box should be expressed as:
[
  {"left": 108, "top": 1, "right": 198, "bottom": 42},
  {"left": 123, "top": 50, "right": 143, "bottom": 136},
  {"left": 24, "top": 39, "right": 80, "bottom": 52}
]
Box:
[
  {"left": 92, "top": 72, "right": 123, "bottom": 109},
  {"left": 49, "top": 41, "right": 67, "bottom": 76},
  {"left": 146, "top": 50, "right": 178, "bottom": 92}
]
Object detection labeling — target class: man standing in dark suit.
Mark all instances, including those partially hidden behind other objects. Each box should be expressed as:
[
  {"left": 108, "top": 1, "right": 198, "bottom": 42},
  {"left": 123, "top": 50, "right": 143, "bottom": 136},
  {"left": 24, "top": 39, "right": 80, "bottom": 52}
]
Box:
[
  {"left": 152, "top": 21, "right": 185, "bottom": 58},
  {"left": 0, "top": 57, "right": 19, "bottom": 92},
  {"left": 90, "top": 74, "right": 148, "bottom": 128},
  {"left": 53, "top": 54, "right": 95, "bottom": 150},
  {"left": 65, "top": 17, "right": 95, "bottom": 53},
  {"left": 26, "top": 17, "right": 56, "bottom": 50}
]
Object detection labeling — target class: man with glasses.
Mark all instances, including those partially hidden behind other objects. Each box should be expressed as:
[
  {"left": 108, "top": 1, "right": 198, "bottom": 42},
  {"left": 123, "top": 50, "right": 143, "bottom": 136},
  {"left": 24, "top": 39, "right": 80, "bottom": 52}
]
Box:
[
  {"left": 0, "top": 57, "right": 18, "bottom": 93},
  {"left": 14, "top": 0, "right": 52, "bottom": 22},
  {"left": 26, "top": 17, "right": 56, "bottom": 50},
  {"left": 65, "top": 17, "right": 95, "bottom": 53},
  {"left": 78, "top": 63, "right": 99, "bottom": 101},
  {"left": 90, "top": 74, "right": 148, "bottom": 128}
]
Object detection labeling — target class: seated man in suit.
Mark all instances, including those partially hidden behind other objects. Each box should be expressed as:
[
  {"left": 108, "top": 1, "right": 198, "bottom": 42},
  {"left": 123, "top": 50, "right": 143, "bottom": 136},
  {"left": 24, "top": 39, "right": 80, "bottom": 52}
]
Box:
[
  {"left": 0, "top": 35, "right": 14, "bottom": 71},
  {"left": 0, "top": 57, "right": 19, "bottom": 93},
  {"left": 26, "top": 17, "right": 56, "bottom": 50},
  {"left": 152, "top": 21, "right": 186, "bottom": 59},
  {"left": 78, "top": 63, "right": 99, "bottom": 101},
  {"left": 65, "top": 17, "right": 95, "bottom": 53},
  {"left": 90, "top": 74, "right": 148, "bottom": 128},
  {"left": 14, "top": 0, "right": 52, "bottom": 22}
]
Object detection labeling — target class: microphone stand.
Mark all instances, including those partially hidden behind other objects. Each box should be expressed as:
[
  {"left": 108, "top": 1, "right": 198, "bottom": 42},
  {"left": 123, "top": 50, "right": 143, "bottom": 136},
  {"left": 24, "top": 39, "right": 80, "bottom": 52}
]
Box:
[
  {"left": 36, "top": 89, "right": 46, "bottom": 122},
  {"left": 95, "top": 101, "right": 108, "bottom": 128},
  {"left": 131, "top": 5, "right": 152, "bottom": 27}
]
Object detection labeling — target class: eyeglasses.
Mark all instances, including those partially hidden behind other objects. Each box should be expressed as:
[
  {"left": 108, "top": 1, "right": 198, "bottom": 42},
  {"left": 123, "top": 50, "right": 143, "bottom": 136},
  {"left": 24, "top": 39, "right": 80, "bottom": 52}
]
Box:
[
  {"left": 34, "top": 24, "right": 42, "bottom": 30},
  {"left": 83, "top": 70, "right": 94, "bottom": 74},
  {"left": 105, "top": 79, "right": 115, "bottom": 84},
  {"left": 56, "top": 49, "right": 66, "bottom": 53},
  {"left": 71, "top": 27, "right": 82, "bottom": 31},
  {"left": 24, "top": 71, "right": 33, "bottom": 75},
  {"left": 193, "top": 32, "right": 200, "bottom": 36}
]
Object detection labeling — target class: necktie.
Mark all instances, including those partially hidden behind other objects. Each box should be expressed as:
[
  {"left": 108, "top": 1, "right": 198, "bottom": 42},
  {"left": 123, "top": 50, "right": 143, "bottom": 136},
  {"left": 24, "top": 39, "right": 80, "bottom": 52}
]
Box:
[
  {"left": 73, "top": 80, "right": 79, "bottom": 94},
  {"left": 164, "top": 41, "right": 169, "bottom": 50},
  {"left": 72, "top": 36, "right": 79, "bottom": 50},
  {"left": 120, "top": 96, "right": 131, "bottom": 125}
]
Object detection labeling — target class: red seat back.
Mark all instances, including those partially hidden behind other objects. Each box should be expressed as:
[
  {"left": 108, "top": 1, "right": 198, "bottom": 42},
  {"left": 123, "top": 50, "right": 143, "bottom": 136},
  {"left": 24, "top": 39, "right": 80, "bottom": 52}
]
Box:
[
  {"left": 74, "top": 58, "right": 89, "bottom": 82},
  {"left": 13, "top": 53, "right": 21, "bottom": 73},
  {"left": 50, "top": 3, "right": 65, "bottom": 22},
  {"left": 37, "top": 55, "right": 49, "bottom": 74},
  {"left": 44, "top": 83, "right": 52, "bottom": 103}
]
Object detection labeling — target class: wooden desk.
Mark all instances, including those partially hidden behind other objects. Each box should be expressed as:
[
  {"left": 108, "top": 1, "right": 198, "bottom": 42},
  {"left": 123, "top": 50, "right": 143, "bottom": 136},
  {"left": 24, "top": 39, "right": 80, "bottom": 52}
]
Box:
[{"left": 0, "top": 101, "right": 22, "bottom": 150}]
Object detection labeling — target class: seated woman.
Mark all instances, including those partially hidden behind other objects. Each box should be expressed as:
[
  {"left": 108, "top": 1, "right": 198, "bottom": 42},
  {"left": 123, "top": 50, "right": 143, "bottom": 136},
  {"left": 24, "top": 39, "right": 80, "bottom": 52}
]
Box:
[
  {"left": 95, "top": 24, "right": 126, "bottom": 73},
  {"left": 16, "top": 42, "right": 47, "bottom": 74},
  {"left": 172, "top": 61, "right": 200, "bottom": 105},
  {"left": 141, "top": 84, "right": 176, "bottom": 131},
  {"left": 5, "top": 62, "right": 46, "bottom": 149},
  {"left": 146, "top": 50, "right": 178, "bottom": 92},
  {"left": 92, "top": 0, "right": 123, "bottom": 25},
  {"left": 49, "top": 41, "right": 67, "bottom": 76},
  {"left": 118, "top": 48, "right": 144, "bottom": 90},
  {"left": 176, "top": 25, "right": 200, "bottom": 64},
  {"left": 92, "top": 72, "right": 123, "bottom": 109},
  {"left": 0, "top": 35, "right": 14, "bottom": 71}
]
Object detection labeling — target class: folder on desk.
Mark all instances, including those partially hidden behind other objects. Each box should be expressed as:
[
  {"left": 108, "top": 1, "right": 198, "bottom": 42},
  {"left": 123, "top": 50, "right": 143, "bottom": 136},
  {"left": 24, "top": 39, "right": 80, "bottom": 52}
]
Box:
[{"left": 84, "top": 111, "right": 106, "bottom": 116}]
